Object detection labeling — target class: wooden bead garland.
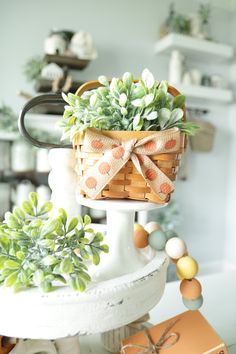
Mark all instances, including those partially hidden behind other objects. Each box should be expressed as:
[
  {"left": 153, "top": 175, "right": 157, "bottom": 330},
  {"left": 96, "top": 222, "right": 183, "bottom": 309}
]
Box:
[{"left": 133, "top": 221, "right": 203, "bottom": 310}]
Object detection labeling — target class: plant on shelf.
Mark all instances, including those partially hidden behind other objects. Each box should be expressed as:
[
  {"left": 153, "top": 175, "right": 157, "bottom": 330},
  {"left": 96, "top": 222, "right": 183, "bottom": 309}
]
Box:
[
  {"left": 0, "top": 104, "right": 18, "bottom": 133},
  {"left": 164, "top": 3, "right": 191, "bottom": 35},
  {"left": 23, "top": 56, "right": 46, "bottom": 82},
  {"left": 59, "top": 68, "right": 198, "bottom": 141},
  {"left": 198, "top": 3, "right": 211, "bottom": 39},
  {"left": 0, "top": 193, "right": 109, "bottom": 293}
]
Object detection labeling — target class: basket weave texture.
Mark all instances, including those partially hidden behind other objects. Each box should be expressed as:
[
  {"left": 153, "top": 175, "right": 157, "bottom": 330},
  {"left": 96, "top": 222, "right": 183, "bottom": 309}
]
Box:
[{"left": 73, "top": 81, "right": 186, "bottom": 204}]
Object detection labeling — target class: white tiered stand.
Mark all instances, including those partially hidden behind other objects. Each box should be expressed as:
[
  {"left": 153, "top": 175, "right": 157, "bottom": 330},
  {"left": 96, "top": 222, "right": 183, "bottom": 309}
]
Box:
[{"left": 0, "top": 149, "right": 169, "bottom": 354}]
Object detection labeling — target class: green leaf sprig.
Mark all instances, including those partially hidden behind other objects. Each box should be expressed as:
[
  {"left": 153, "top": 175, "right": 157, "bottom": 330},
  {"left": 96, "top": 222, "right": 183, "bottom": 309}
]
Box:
[
  {"left": 0, "top": 193, "right": 108, "bottom": 293},
  {"left": 59, "top": 68, "right": 198, "bottom": 141}
]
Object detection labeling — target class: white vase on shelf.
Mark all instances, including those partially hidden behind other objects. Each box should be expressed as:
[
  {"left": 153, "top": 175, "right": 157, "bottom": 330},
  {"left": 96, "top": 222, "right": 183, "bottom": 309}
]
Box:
[
  {"left": 168, "top": 50, "right": 184, "bottom": 85},
  {"left": 11, "top": 140, "right": 35, "bottom": 172}
]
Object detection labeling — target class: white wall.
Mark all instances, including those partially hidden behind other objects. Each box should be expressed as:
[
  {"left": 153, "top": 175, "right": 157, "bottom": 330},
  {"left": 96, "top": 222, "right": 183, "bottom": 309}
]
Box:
[{"left": 0, "top": 0, "right": 235, "bottom": 267}]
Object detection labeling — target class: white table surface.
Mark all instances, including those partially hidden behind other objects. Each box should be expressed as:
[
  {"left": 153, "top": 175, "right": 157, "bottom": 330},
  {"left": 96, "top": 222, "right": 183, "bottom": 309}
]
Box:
[{"left": 80, "top": 269, "right": 236, "bottom": 353}]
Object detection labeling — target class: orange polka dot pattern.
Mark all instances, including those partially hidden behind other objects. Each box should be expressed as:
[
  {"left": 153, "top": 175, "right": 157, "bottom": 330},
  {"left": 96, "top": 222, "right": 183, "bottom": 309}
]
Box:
[{"left": 78, "top": 128, "right": 181, "bottom": 199}]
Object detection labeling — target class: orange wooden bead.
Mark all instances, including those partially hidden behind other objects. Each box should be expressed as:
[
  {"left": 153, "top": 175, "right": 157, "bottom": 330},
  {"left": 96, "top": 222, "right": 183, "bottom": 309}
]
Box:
[
  {"left": 180, "top": 278, "right": 202, "bottom": 300},
  {"left": 133, "top": 229, "right": 149, "bottom": 248}
]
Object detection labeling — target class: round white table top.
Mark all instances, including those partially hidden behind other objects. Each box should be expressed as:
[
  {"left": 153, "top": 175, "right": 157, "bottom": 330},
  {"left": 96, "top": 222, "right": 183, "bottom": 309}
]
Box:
[
  {"left": 76, "top": 196, "right": 166, "bottom": 212},
  {"left": 0, "top": 252, "right": 168, "bottom": 339}
]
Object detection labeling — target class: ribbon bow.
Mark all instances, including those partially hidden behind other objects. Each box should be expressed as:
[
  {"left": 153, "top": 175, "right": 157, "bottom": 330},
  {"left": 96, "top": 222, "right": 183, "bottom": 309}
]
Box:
[
  {"left": 77, "top": 128, "right": 182, "bottom": 200},
  {"left": 120, "top": 319, "right": 180, "bottom": 354}
]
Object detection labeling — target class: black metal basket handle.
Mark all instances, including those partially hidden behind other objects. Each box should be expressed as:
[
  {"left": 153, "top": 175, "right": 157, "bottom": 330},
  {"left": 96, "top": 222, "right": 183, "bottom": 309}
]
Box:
[{"left": 18, "top": 93, "right": 72, "bottom": 149}]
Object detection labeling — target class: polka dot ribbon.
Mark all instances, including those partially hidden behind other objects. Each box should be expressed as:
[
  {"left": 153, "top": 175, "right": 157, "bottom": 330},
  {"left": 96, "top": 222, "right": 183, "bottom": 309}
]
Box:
[{"left": 77, "top": 128, "right": 182, "bottom": 200}]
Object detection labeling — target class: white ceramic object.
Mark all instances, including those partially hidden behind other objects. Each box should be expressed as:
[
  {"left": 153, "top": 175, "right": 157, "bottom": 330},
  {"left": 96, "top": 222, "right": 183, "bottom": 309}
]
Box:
[
  {"left": 36, "top": 185, "right": 51, "bottom": 202},
  {"left": 189, "top": 68, "right": 202, "bottom": 86},
  {"left": 69, "top": 31, "right": 97, "bottom": 60},
  {"left": 168, "top": 50, "right": 184, "bottom": 84},
  {"left": 55, "top": 337, "right": 80, "bottom": 354},
  {"left": 0, "top": 182, "right": 11, "bottom": 217},
  {"left": 0, "top": 141, "right": 10, "bottom": 171},
  {"left": 48, "top": 148, "right": 81, "bottom": 219},
  {"left": 36, "top": 148, "right": 51, "bottom": 172},
  {"left": 11, "top": 139, "right": 35, "bottom": 172},
  {"left": 190, "top": 13, "right": 203, "bottom": 38},
  {"left": 0, "top": 252, "right": 168, "bottom": 340},
  {"left": 10, "top": 339, "right": 57, "bottom": 354},
  {"left": 44, "top": 34, "right": 67, "bottom": 55},
  {"left": 12, "top": 180, "right": 35, "bottom": 207},
  {"left": 41, "top": 63, "right": 64, "bottom": 81},
  {"left": 77, "top": 197, "right": 166, "bottom": 281}
]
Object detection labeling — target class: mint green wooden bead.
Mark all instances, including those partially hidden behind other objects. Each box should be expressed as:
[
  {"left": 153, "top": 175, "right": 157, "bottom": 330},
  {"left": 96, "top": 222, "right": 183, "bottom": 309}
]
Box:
[
  {"left": 182, "top": 295, "right": 203, "bottom": 310},
  {"left": 165, "top": 230, "right": 179, "bottom": 240},
  {"left": 148, "top": 230, "right": 167, "bottom": 251}
]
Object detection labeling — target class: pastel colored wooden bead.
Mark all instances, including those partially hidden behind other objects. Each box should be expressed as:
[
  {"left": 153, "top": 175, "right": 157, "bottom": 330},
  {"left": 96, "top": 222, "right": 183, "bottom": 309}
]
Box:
[
  {"left": 133, "top": 228, "right": 149, "bottom": 248},
  {"left": 180, "top": 278, "right": 202, "bottom": 300},
  {"left": 182, "top": 295, "right": 203, "bottom": 310},
  {"left": 165, "top": 230, "right": 179, "bottom": 240},
  {"left": 165, "top": 237, "right": 187, "bottom": 260},
  {"left": 144, "top": 221, "right": 162, "bottom": 234},
  {"left": 134, "top": 223, "right": 144, "bottom": 232},
  {"left": 177, "top": 256, "right": 198, "bottom": 279},
  {"left": 148, "top": 230, "right": 167, "bottom": 251}
]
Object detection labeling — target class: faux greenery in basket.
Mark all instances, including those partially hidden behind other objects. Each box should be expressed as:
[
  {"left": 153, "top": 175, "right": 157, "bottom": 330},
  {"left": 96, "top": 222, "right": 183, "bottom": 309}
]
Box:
[
  {"left": 0, "top": 193, "right": 108, "bottom": 293},
  {"left": 59, "top": 68, "right": 198, "bottom": 141}
]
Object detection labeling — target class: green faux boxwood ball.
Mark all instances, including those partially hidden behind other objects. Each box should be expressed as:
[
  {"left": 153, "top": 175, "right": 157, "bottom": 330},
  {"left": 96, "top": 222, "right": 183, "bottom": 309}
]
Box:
[
  {"left": 148, "top": 230, "right": 167, "bottom": 251},
  {"left": 182, "top": 295, "right": 203, "bottom": 310}
]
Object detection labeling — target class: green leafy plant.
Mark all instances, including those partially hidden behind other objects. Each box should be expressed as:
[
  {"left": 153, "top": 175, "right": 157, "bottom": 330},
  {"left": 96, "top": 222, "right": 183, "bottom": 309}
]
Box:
[
  {"left": 0, "top": 104, "right": 18, "bottom": 132},
  {"left": 0, "top": 193, "right": 108, "bottom": 293},
  {"left": 59, "top": 69, "right": 198, "bottom": 141},
  {"left": 23, "top": 56, "right": 46, "bottom": 82},
  {"left": 199, "top": 3, "right": 211, "bottom": 26},
  {"left": 165, "top": 3, "right": 191, "bottom": 35}
]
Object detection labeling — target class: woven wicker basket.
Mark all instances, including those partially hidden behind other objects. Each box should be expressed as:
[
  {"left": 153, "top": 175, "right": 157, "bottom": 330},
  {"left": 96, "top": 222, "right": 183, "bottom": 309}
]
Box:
[{"left": 74, "top": 81, "right": 186, "bottom": 204}]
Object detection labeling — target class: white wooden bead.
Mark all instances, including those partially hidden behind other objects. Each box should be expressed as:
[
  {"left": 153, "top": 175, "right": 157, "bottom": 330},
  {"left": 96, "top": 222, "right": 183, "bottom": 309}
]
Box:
[
  {"left": 165, "top": 237, "right": 186, "bottom": 260},
  {"left": 144, "top": 221, "right": 161, "bottom": 234}
]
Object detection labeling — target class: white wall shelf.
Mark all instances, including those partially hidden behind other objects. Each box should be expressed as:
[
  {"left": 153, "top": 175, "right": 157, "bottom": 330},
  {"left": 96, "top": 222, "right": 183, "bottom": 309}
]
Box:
[
  {"left": 176, "top": 83, "right": 233, "bottom": 104},
  {"left": 0, "top": 131, "right": 19, "bottom": 141},
  {"left": 154, "top": 33, "right": 234, "bottom": 61}
]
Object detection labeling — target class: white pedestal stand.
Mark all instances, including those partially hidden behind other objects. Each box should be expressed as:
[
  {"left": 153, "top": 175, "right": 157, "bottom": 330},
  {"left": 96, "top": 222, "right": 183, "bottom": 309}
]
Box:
[
  {"left": 0, "top": 189, "right": 168, "bottom": 354},
  {"left": 77, "top": 197, "right": 165, "bottom": 281}
]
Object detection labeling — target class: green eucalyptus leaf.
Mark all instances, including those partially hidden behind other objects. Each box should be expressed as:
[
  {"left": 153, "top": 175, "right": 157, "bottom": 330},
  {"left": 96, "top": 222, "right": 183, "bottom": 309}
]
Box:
[
  {"left": 58, "top": 208, "right": 67, "bottom": 225},
  {"left": 40, "top": 280, "right": 53, "bottom": 293},
  {"left": 42, "top": 255, "right": 58, "bottom": 266},
  {"left": 29, "top": 192, "right": 38, "bottom": 208},
  {"left": 5, "top": 212, "right": 21, "bottom": 229},
  {"left": 22, "top": 201, "right": 34, "bottom": 216},
  {"left": 173, "top": 94, "right": 186, "bottom": 109},
  {"left": 12, "top": 207, "right": 25, "bottom": 221},
  {"left": 159, "top": 80, "right": 168, "bottom": 94},
  {"left": 100, "top": 244, "right": 109, "bottom": 253},
  {"left": 38, "top": 201, "right": 53, "bottom": 215},
  {"left": 60, "top": 258, "right": 74, "bottom": 274},
  {"left": 41, "top": 219, "right": 59, "bottom": 236},
  {"left": 33, "top": 269, "right": 45, "bottom": 285},
  {"left": 170, "top": 108, "right": 184, "bottom": 124},
  {"left": 84, "top": 215, "right": 91, "bottom": 226},
  {"left": 122, "top": 72, "right": 133, "bottom": 87},
  {"left": 142, "top": 68, "right": 155, "bottom": 89},
  {"left": 159, "top": 108, "right": 171, "bottom": 129},
  {"left": 4, "top": 260, "right": 20, "bottom": 270},
  {"left": 5, "top": 271, "right": 18, "bottom": 287},
  {"left": 67, "top": 217, "right": 79, "bottom": 233},
  {"left": 75, "top": 277, "right": 86, "bottom": 292}
]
